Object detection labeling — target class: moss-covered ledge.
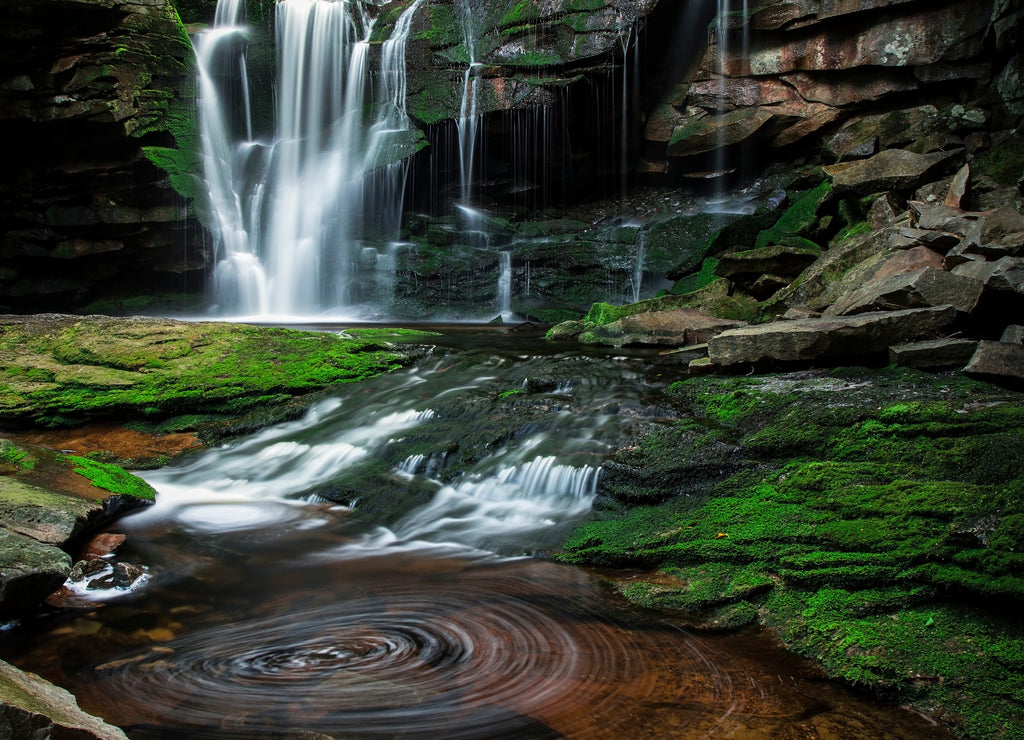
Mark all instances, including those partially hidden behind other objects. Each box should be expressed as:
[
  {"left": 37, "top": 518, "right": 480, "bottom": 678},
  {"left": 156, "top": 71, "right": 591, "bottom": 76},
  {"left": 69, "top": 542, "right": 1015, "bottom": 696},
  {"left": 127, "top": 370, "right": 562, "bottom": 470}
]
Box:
[
  {"left": 0, "top": 437, "right": 156, "bottom": 618},
  {"left": 0, "top": 314, "right": 434, "bottom": 434},
  {"left": 558, "top": 368, "right": 1024, "bottom": 739}
]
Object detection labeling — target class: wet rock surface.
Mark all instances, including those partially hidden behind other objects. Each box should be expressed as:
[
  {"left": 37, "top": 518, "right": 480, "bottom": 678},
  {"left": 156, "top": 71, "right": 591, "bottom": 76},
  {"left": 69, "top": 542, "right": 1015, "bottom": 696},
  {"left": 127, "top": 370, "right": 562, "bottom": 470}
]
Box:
[{"left": 0, "top": 658, "right": 128, "bottom": 740}]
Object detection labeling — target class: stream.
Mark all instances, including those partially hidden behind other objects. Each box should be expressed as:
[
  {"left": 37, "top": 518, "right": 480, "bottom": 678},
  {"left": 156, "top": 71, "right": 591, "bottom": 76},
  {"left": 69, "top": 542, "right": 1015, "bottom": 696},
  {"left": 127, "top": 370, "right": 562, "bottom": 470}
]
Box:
[{"left": 1, "top": 327, "right": 949, "bottom": 739}]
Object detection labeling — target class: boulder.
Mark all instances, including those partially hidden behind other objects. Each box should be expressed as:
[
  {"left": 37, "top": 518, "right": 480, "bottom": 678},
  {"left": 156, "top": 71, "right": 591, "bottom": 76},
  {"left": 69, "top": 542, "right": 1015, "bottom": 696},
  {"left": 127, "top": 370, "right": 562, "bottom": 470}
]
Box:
[
  {"left": 908, "top": 201, "right": 981, "bottom": 235},
  {"left": 0, "top": 529, "right": 71, "bottom": 617},
  {"left": 580, "top": 309, "right": 745, "bottom": 347},
  {"left": 707, "top": 305, "right": 958, "bottom": 366},
  {"left": 889, "top": 338, "right": 980, "bottom": 368},
  {"left": 952, "top": 256, "right": 1024, "bottom": 294},
  {"left": 824, "top": 106, "right": 944, "bottom": 158},
  {"left": 0, "top": 659, "right": 128, "bottom": 740},
  {"left": 825, "top": 267, "right": 985, "bottom": 316},
  {"left": 0, "top": 477, "right": 100, "bottom": 545},
  {"left": 824, "top": 149, "right": 964, "bottom": 196},
  {"left": 868, "top": 192, "right": 901, "bottom": 229},
  {"left": 964, "top": 340, "right": 1024, "bottom": 383},
  {"left": 994, "top": 54, "right": 1024, "bottom": 117},
  {"left": 944, "top": 164, "right": 971, "bottom": 208},
  {"left": 1002, "top": 325, "right": 1024, "bottom": 343},
  {"left": 960, "top": 206, "right": 1024, "bottom": 257},
  {"left": 897, "top": 228, "right": 961, "bottom": 253}
]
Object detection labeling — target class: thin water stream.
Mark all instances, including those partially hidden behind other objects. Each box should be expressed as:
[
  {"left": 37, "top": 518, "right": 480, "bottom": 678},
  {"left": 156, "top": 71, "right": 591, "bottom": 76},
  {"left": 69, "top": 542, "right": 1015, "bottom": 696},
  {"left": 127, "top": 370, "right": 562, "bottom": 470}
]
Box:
[{"left": 1, "top": 328, "right": 949, "bottom": 739}]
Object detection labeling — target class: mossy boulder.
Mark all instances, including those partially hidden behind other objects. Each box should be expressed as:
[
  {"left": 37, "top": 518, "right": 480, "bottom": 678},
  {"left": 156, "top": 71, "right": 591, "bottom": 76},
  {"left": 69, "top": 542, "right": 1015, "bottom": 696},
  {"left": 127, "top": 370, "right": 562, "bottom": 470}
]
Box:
[
  {"left": 0, "top": 315, "right": 429, "bottom": 428},
  {"left": 0, "top": 437, "right": 156, "bottom": 617}
]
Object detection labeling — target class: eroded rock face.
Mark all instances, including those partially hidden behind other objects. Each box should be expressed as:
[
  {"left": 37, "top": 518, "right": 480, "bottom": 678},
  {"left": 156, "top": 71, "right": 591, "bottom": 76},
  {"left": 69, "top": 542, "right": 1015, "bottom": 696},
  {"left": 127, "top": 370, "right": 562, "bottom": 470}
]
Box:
[
  {"left": 404, "top": 0, "right": 661, "bottom": 125},
  {"left": 644, "top": 0, "right": 1008, "bottom": 177},
  {"left": 0, "top": 0, "right": 208, "bottom": 313}
]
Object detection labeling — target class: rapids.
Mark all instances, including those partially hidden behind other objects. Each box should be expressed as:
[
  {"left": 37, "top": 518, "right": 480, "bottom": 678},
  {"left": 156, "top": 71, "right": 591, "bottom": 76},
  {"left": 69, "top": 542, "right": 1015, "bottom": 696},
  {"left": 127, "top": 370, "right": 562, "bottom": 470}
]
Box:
[{"left": 0, "top": 328, "right": 950, "bottom": 739}]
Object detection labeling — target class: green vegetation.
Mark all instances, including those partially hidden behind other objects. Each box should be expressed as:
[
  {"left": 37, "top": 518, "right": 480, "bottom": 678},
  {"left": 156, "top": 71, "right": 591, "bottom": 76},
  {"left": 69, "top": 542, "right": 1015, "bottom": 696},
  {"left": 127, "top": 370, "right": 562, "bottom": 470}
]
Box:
[
  {"left": 0, "top": 317, "right": 433, "bottom": 428},
  {"left": 70, "top": 456, "right": 157, "bottom": 501},
  {"left": 560, "top": 368, "right": 1024, "bottom": 737},
  {"left": 0, "top": 439, "right": 34, "bottom": 474},
  {"left": 754, "top": 181, "right": 834, "bottom": 249}
]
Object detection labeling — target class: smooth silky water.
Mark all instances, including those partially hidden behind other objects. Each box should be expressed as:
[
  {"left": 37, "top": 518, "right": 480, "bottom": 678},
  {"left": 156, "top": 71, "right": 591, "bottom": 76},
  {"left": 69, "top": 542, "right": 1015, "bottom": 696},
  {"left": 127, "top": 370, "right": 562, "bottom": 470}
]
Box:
[{"left": 1, "top": 328, "right": 949, "bottom": 739}]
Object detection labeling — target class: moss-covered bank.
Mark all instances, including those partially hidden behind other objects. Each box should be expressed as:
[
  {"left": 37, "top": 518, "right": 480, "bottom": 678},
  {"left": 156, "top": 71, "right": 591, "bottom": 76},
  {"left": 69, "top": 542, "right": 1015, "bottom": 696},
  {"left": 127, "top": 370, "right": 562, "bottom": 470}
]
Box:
[
  {"left": 559, "top": 368, "right": 1024, "bottom": 738},
  {"left": 0, "top": 315, "right": 433, "bottom": 430}
]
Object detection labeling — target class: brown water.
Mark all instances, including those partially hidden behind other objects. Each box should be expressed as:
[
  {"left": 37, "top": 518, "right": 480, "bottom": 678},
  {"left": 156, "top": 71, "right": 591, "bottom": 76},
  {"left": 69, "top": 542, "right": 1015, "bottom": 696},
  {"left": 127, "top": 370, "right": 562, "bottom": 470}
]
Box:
[{"left": 2, "top": 328, "right": 950, "bottom": 739}]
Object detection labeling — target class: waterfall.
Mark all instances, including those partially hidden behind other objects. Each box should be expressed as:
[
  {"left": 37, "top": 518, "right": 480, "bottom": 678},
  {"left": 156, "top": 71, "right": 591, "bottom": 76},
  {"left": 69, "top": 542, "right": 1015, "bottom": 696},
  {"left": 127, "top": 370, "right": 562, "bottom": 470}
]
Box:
[
  {"left": 712, "top": 0, "right": 749, "bottom": 195},
  {"left": 456, "top": 0, "right": 481, "bottom": 204},
  {"left": 630, "top": 231, "right": 646, "bottom": 303},
  {"left": 497, "top": 251, "right": 512, "bottom": 319},
  {"left": 201, "top": 0, "right": 425, "bottom": 317}
]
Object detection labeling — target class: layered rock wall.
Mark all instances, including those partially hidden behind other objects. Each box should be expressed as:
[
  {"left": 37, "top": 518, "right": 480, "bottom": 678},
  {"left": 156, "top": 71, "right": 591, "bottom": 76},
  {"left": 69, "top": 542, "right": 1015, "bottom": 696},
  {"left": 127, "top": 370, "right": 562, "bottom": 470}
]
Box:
[
  {"left": 0, "top": 0, "right": 207, "bottom": 313},
  {"left": 645, "top": 0, "right": 1022, "bottom": 177}
]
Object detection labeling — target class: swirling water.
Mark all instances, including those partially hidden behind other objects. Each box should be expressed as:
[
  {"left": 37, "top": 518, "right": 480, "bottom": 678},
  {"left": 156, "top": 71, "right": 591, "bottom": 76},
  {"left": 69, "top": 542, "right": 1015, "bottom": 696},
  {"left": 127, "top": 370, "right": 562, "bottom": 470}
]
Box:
[{"left": 2, "top": 329, "right": 949, "bottom": 739}]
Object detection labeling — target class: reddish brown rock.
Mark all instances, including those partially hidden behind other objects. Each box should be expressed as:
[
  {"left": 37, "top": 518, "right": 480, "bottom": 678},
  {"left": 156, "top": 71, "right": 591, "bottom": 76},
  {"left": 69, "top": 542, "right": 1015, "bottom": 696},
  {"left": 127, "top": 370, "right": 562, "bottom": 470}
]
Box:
[{"left": 80, "top": 533, "right": 127, "bottom": 560}]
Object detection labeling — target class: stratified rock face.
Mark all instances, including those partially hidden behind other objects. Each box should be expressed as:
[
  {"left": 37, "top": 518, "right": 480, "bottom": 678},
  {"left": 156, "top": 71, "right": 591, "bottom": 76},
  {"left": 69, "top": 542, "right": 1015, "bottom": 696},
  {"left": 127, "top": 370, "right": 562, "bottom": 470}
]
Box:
[
  {"left": 0, "top": 0, "right": 208, "bottom": 313},
  {"left": 404, "top": 0, "right": 661, "bottom": 125},
  {"left": 645, "top": 0, "right": 1009, "bottom": 176}
]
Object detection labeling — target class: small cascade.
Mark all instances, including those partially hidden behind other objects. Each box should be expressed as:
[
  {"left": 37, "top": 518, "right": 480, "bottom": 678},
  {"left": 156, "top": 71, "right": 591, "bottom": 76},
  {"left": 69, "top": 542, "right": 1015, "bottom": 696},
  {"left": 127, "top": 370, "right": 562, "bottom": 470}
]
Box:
[
  {"left": 711, "top": 0, "right": 750, "bottom": 195},
  {"left": 497, "top": 251, "right": 512, "bottom": 319},
  {"left": 393, "top": 456, "right": 599, "bottom": 551},
  {"left": 630, "top": 230, "right": 647, "bottom": 303}
]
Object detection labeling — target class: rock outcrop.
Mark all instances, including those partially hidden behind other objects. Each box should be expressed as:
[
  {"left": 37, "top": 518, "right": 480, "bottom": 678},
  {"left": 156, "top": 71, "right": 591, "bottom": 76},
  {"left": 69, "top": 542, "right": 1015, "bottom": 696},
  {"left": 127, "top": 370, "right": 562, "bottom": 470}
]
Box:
[
  {"left": 644, "top": 0, "right": 1018, "bottom": 178},
  {"left": 0, "top": 437, "right": 155, "bottom": 616},
  {"left": 0, "top": 659, "right": 128, "bottom": 740},
  {"left": 0, "top": 0, "right": 207, "bottom": 313}
]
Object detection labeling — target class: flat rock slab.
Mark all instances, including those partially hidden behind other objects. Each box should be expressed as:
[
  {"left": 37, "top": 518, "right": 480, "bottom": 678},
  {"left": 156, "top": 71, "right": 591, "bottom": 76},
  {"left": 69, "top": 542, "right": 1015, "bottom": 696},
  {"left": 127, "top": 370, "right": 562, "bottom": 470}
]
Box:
[
  {"left": 0, "top": 659, "right": 128, "bottom": 740},
  {"left": 889, "top": 338, "right": 980, "bottom": 368},
  {"left": 582, "top": 309, "right": 745, "bottom": 347},
  {"left": 826, "top": 266, "right": 984, "bottom": 316},
  {"left": 707, "top": 305, "right": 958, "bottom": 365},
  {"left": 824, "top": 148, "right": 962, "bottom": 195}
]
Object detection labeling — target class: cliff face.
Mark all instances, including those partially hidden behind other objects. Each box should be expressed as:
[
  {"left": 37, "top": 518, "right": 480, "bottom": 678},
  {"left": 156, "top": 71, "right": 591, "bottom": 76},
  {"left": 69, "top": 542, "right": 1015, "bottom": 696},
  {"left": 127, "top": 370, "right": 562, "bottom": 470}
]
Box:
[
  {"left": 642, "top": 0, "right": 1023, "bottom": 177},
  {"left": 0, "top": 0, "right": 1019, "bottom": 316},
  {"left": 0, "top": 0, "right": 207, "bottom": 313}
]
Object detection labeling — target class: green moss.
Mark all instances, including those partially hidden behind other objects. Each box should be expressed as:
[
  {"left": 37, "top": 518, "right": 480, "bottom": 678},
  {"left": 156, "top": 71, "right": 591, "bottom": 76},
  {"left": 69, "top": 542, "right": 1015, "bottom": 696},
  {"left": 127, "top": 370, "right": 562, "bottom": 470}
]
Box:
[
  {"left": 0, "top": 439, "right": 35, "bottom": 474},
  {"left": 755, "top": 181, "right": 834, "bottom": 250},
  {"left": 561, "top": 369, "right": 1024, "bottom": 736},
  {"left": 70, "top": 456, "right": 156, "bottom": 501},
  {"left": 0, "top": 318, "right": 432, "bottom": 428}
]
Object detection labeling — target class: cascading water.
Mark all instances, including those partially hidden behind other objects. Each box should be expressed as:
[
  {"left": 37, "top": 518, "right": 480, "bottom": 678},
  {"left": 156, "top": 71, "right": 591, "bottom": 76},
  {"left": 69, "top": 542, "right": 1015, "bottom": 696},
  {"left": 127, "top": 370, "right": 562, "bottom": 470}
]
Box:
[
  {"left": 1, "top": 334, "right": 953, "bottom": 739},
  {"left": 201, "top": 0, "right": 424, "bottom": 318},
  {"left": 497, "top": 251, "right": 512, "bottom": 320}
]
